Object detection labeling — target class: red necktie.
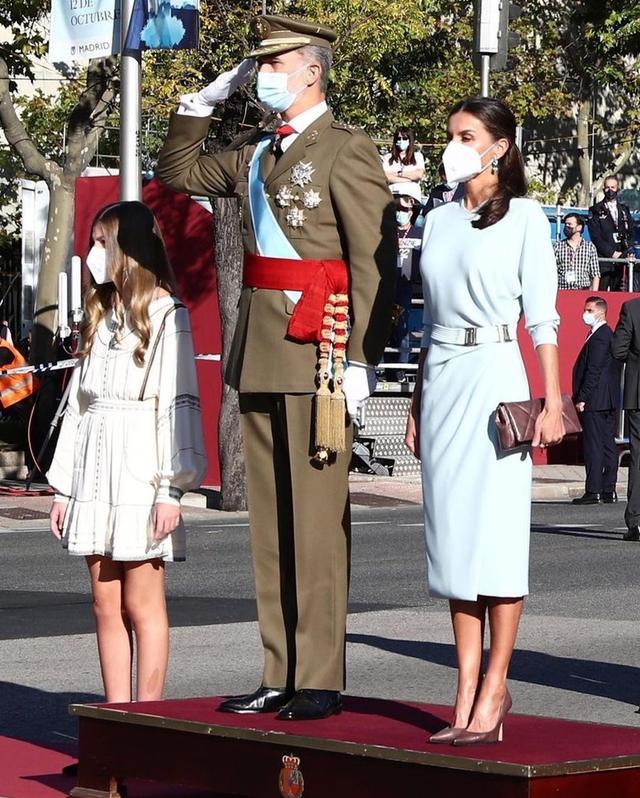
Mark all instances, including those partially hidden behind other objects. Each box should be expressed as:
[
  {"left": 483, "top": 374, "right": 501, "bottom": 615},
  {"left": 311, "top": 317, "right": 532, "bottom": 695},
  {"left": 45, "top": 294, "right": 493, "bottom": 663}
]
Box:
[
  {"left": 277, "top": 124, "right": 296, "bottom": 138},
  {"left": 274, "top": 124, "right": 296, "bottom": 156}
]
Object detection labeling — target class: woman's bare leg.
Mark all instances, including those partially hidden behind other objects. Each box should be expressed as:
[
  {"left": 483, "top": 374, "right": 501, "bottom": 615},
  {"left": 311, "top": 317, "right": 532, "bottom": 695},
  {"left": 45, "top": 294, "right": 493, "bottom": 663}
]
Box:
[
  {"left": 123, "top": 559, "right": 169, "bottom": 701},
  {"left": 465, "top": 596, "right": 523, "bottom": 733},
  {"left": 449, "top": 599, "right": 486, "bottom": 727},
  {"left": 86, "top": 555, "right": 133, "bottom": 702}
]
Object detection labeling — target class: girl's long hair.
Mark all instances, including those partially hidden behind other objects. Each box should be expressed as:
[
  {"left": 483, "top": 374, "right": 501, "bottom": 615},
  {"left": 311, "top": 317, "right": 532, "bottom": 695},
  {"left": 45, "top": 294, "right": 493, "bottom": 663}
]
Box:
[
  {"left": 448, "top": 97, "right": 526, "bottom": 230},
  {"left": 81, "top": 201, "right": 177, "bottom": 366},
  {"left": 389, "top": 126, "right": 417, "bottom": 166}
]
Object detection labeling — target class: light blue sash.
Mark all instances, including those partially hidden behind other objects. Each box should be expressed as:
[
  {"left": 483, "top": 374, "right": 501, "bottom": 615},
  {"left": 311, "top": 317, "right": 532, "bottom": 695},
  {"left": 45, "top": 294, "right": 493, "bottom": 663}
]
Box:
[{"left": 248, "top": 137, "right": 301, "bottom": 260}]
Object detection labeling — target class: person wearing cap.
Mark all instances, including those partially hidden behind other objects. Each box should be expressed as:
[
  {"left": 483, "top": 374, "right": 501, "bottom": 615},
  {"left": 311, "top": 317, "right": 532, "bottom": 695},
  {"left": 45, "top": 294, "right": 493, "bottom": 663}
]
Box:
[
  {"left": 389, "top": 183, "right": 424, "bottom": 381},
  {"left": 157, "top": 14, "right": 396, "bottom": 721}
]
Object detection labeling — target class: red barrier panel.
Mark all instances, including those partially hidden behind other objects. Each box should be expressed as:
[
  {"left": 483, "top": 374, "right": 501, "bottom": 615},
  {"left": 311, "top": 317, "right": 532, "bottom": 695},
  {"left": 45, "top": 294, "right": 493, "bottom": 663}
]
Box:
[
  {"left": 518, "top": 289, "right": 631, "bottom": 464},
  {"left": 74, "top": 176, "right": 222, "bottom": 485}
]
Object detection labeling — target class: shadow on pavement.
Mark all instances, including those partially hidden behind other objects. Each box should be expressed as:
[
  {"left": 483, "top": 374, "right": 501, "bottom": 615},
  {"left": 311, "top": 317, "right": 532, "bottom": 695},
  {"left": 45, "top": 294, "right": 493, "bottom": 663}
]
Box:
[
  {"left": 0, "top": 681, "right": 101, "bottom": 743},
  {"left": 347, "top": 634, "right": 640, "bottom": 707},
  {"left": 531, "top": 525, "right": 622, "bottom": 541}
]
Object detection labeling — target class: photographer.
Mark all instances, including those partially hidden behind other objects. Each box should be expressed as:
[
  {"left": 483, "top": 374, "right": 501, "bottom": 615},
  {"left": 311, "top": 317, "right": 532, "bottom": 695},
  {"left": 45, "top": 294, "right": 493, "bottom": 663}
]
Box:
[{"left": 588, "top": 176, "right": 635, "bottom": 291}]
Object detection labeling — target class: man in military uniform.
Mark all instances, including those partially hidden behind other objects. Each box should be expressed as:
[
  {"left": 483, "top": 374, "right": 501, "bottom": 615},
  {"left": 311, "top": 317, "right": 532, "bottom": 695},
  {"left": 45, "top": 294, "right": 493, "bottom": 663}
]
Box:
[
  {"left": 157, "top": 15, "right": 396, "bottom": 720},
  {"left": 588, "top": 175, "right": 635, "bottom": 291}
]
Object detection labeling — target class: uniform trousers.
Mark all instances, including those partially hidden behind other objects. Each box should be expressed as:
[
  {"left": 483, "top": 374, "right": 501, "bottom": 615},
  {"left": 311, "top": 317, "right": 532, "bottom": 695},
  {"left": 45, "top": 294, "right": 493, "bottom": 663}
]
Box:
[
  {"left": 625, "top": 410, "right": 640, "bottom": 529},
  {"left": 239, "top": 392, "right": 353, "bottom": 692},
  {"left": 581, "top": 409, "right": 618, "bottom": 494}
]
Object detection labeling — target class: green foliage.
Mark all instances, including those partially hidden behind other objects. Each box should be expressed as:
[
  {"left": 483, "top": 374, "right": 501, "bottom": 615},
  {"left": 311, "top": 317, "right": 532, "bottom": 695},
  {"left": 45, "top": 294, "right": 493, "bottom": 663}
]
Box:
[{"left": 0, "top": 0, "right": 47, "bottom": 83}]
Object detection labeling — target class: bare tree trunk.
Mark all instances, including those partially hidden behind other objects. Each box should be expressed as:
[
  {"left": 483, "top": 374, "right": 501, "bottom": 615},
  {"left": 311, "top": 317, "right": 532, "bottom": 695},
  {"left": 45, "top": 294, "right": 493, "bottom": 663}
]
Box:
[
  {"left": 0, "top": 55, "right": 118, "bottom": 363},
  {"left": 213, "top": 196, "right": 246, "bottom": 511},
  {"left": 576, "top": 98, "right": 592, "bottom": 207}
]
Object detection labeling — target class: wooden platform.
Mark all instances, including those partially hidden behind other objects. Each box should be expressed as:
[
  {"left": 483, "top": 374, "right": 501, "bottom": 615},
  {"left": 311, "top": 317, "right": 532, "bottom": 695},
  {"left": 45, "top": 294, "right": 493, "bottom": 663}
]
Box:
[{"left": 68, "top": 695, "right": 640, "bottom": 797}]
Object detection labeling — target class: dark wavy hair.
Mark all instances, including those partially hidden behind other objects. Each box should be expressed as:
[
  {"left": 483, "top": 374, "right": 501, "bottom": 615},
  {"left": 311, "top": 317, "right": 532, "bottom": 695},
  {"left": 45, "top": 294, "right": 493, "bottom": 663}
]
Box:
[
  {"left": 448, "top": 97, "right": 526, "bottom": 229},
  {"left": 389, "top": 126, "right": 417, "bottom": 166}
]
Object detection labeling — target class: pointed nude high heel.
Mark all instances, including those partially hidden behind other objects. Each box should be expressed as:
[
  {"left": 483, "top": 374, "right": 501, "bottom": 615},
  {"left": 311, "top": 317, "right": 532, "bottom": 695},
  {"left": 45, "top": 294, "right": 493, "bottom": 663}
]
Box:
[
  {"left": 430, "top": 678, "right": 484, "bottom": 744},
  {"left": 452, "top": 688, "right": 512, "bottom": 746},
  {"left": 429, "top": 725, "right": 467, "bottom": 744}
]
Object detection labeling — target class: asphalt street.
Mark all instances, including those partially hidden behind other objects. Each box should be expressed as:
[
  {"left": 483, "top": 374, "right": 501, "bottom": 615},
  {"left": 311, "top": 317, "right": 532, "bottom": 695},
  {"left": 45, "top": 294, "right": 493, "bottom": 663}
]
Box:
[{"left": 1, "top": 500, "right": 639, "bottom": 746}]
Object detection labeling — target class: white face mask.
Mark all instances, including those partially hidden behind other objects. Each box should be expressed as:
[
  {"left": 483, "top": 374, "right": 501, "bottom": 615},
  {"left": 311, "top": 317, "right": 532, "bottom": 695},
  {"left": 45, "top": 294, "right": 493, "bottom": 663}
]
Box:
[
  {"left": 396, "top": 139, "right": 410, "bottom": 152},
  {"left": 86, "top": 245, "right": 110, "bottom": 284},
  {"left": 256, "top": 63, "right": 308, "bottom": 113},
  {"left": 442, "top": 140, "right": 496, "bottom": 184},
  {"left": 582, "top": 311, "right": 598, "bottom": 328},
  {"left": 396, "top": 210, "right": 411, "bottom": 226}
]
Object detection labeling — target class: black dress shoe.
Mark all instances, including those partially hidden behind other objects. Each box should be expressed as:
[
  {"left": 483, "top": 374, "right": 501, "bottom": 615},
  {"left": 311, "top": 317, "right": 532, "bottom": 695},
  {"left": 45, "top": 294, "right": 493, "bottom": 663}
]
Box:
[
  {"left": 623, "top": 526, "right": 640, "bottom": 541},
  {"left": 602, "top": 491, "right": 618, "bottom": 504},
  {"left": 218, "top": 685, "right": 291, "bottom": 714},
  {"left": 61, "top": 762, "right": 78, "bottom": 776},
  {"left": 572, "top": 492, "right": 601, "bottom": 505},
  {"left": 276, "top": 689, "right": 342, "bottom": 721}
]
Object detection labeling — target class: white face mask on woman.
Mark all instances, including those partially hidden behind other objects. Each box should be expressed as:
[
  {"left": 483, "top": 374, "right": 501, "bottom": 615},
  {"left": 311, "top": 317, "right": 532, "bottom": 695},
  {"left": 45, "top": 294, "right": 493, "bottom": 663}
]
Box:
[
  {"left": 86, "top": 245, "right": 111, "bottom": 284},
  {"left": 441, "top": 140, "right": 496, "bottom": 184}
]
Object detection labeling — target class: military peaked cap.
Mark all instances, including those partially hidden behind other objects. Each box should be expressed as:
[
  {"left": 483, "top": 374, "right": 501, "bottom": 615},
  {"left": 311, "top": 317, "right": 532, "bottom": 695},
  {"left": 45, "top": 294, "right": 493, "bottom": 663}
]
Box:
[{"left": 249, "top": 15, "right": 338, "bottom": 58}]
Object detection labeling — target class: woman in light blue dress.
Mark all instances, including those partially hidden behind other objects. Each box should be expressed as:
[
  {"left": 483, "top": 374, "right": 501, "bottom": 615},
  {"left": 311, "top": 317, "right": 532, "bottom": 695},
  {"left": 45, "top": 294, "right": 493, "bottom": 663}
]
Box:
[{"left": 405, "top": 98, "right": 564, "bottom": 746}]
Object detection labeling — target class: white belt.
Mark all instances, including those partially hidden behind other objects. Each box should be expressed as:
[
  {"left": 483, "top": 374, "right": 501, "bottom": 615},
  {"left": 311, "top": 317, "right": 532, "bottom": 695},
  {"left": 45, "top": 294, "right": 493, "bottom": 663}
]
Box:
[{"left": 430, "top": 322, "right": 517, "bottom": 346}]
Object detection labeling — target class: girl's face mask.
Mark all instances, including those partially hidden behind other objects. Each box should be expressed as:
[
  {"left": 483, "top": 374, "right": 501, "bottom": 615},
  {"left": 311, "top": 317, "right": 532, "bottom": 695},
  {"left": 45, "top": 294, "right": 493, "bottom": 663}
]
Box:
[{"left": 86, "top": 244, "right": 111, "bottom": 284}]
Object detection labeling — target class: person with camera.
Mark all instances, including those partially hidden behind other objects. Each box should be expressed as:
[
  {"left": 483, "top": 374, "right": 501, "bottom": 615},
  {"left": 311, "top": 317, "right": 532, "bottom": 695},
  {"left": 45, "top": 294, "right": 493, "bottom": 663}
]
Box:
[{"left": 588, "top": 176, "right": 635, "bottom": 291}]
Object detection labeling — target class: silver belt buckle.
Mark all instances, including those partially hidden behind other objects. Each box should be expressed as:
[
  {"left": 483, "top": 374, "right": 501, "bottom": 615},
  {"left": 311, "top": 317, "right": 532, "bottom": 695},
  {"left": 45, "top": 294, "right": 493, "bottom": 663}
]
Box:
[
  {"left": 501, "top": 324, "right": 512, "bottom": 343},
  {"left": 464, "top": 327, "right": 477, "bottom": 346}
]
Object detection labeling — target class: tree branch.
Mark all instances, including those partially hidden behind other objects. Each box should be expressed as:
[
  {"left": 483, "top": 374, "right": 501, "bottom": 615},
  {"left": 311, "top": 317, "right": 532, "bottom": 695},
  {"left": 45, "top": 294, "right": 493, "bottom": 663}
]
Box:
[
  {"left": 0, "top": 56, "right": 53, "bottom": 181},
  {"left": 66, "top": 56, "right": 119, "bottom": 177},
  {"left": 592, "top": 140, "right": 635, "bottom": 196}
]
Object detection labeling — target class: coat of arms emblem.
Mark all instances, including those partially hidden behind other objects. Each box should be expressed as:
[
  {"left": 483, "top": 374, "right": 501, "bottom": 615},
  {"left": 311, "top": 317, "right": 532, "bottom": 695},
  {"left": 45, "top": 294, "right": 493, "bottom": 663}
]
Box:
[{"left": 278, "top": 754, "right": 304, "bottom": 797}]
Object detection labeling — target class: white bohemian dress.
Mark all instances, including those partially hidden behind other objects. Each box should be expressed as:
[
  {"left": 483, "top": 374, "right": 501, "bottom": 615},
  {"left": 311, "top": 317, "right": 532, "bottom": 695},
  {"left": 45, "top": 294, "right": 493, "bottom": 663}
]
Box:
[
  {"left": 419, "top": 198, "right": 559, "bottom": 600},
  {"left": 47, "top": 295, "right": 207, "bottom": 562}
]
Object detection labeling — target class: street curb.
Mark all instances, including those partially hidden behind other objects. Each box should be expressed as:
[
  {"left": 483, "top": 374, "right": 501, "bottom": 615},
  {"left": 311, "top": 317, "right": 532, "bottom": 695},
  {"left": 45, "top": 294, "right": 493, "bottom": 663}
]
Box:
[{"left": 532, "top": 482, "right": 628, "bottom": 501}]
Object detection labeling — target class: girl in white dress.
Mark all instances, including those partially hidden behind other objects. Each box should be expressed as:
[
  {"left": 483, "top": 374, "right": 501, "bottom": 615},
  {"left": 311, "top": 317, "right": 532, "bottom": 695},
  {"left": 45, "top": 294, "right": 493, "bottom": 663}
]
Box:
[
  {"left": 405, "top": 98, "right": 564, "bottom": 746},
  {"left": 48, "top": 201, "right": 207, "bottom": 703}
]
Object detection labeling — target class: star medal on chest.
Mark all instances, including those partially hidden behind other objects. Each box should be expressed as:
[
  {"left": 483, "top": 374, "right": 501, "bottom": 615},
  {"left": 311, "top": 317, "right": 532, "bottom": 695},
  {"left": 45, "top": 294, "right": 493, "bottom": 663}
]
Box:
[
  {"left": 290, "top": 160, "right": 315, "bottom": 187},
  {"left": 302, "top": 189, "right": 322, "bottom": 209}
]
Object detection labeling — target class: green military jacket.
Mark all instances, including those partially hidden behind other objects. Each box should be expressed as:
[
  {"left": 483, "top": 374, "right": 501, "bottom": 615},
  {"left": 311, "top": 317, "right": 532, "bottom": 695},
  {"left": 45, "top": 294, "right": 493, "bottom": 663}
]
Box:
[{"left": 156, "top": 107, "right": 397, "bottom": 393}]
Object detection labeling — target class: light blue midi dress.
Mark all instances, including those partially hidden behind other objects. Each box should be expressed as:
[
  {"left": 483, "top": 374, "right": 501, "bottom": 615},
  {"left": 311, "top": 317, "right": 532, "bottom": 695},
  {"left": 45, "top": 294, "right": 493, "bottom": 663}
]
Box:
[{"left": 419, "top": 198, "right": 559, "bottom": 600}]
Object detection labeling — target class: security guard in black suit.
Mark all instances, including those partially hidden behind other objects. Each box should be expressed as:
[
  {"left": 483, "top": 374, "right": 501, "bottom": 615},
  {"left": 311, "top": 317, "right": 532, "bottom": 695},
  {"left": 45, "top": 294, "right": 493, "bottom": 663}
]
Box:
[
  {"left": 587, "top": 176, "right": 634, "bottom": 291},
  {"left": 572, "top": 296, "right": 621, "bottom": 505}
]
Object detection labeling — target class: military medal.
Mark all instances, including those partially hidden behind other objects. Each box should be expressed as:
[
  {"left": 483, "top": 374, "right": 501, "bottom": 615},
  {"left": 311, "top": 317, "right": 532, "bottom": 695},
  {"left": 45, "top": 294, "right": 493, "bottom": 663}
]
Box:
[
  {"left": 275, "top": 185, "right": 295, "bottom": 207},
  {"left": 302, "top": 189, "right": 322, "bottom": 209},
  {"left": 278, "top": 754, "right": 304, "bottom": 797},
  {"left": 286, "top": 207, "right": 307, "bottom": 228},
  {"left": 290, "top": 160, "right": 315, "bottom": 187}
]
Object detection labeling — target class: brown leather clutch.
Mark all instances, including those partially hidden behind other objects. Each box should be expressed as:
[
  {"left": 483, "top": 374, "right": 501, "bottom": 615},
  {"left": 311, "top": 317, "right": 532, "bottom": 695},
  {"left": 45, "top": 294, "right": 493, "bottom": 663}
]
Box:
[{"left": 495, "top": 395, "right": 582, "bottom": 451}]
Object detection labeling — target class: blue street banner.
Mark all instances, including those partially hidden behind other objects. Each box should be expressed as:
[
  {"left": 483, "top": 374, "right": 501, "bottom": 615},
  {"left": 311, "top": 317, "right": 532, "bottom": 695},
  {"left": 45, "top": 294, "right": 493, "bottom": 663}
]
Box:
[
  {"left": 48, "top": 0, "right": 120, "bottom": 61},
  {"left": 124, "top": 0, "right": 200, "bottom": 51}
]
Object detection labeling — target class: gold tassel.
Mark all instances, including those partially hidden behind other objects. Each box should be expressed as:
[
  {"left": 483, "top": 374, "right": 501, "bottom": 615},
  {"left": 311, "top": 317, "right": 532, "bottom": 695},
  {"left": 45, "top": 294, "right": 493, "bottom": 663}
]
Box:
[
  {"left": 329, "top": 292, "right": 349, "bottom": 453},
  {"left": 314, "top": 300, "right": 335, "bottom": 451}
]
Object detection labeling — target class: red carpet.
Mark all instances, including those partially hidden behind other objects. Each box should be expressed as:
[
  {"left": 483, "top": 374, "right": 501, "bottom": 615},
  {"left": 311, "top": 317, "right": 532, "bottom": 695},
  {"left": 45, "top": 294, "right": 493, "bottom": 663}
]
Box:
[
  {"left": 0, "top": 735, "right": 212, "bottom": 797},
  {"left": 98, "top": 694, "right": 640, "bottom": 766}
]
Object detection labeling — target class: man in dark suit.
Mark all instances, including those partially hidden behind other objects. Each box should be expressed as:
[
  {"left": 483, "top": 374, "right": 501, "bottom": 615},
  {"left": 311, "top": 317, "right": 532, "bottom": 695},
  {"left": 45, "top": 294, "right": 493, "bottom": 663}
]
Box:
[
  {"left": 612, "top": 297, "right": 640, "bottom": 539},
  {"left": 572, "top": 296, "right": 621, "bottom": 505},
  {"left": 587, "top": 175, "right": 635, "bottom": 291}
]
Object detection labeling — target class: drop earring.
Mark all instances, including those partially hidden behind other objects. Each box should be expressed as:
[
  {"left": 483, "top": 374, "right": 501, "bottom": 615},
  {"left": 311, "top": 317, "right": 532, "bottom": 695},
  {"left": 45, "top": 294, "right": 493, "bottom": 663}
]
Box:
[{"left": 491, "top": 156, "right": 499, "bottom": 175}]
